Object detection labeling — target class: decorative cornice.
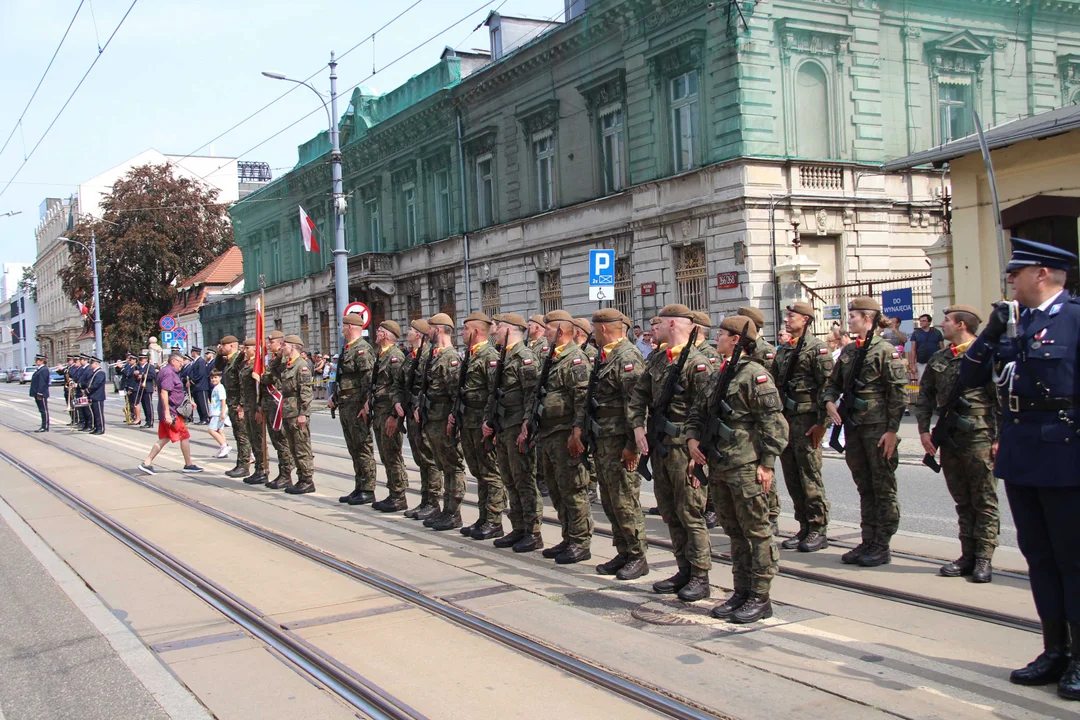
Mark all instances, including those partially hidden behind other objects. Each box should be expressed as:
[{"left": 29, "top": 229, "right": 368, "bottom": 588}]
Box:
[
  {"left": 925, "top": 29, "right": 992, "bottom": 76},
  {"left": 576, "top": 69, "right": 627, "bottom": 112},
  {"left": 777, "top": 19, "right": 852, "bottom": 63},
  {"left": 517, "top": 99, "right": 560, "bottom": 136},
  {"left": 646, "top": 30, "right": 706, "bottom": 81}
]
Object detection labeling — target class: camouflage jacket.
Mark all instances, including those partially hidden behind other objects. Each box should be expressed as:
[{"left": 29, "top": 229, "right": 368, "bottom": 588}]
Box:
[
  {"left": 696, "top": 339, "right": 723, "bottom": 369},
  {"left": 685, "top": 357, "right": 790, "bottom": 470},
  {"left": 914, "top": 345, "right": 999, "bottom": 440},
  {"left": 260, "top": 353, "right": 284, "bottom": 406},
  {"left": 278, "top": 354, "right": 313, "bottom": 420},
  {"left": 529, "top": 336, "right": 550, "bottom": 355},
  {"left": 459, "top": 340, "right": 498, "bottom": 427},
  {"left": 425, "top": 344, "right": 460, "bottom": 421},
  {"left": 223, "top": 351, "right": 244, "bottom": 408},
  {"left": 371, "top": 344, "right": 405, "bottom": 411},
  {"left": 486, "top": 340, "right": 539, "bottom": 431},
  {"left": 822, "top": 335, "right": 908, "bottom": 432},
  {"left": 398, "top": 344, "right": 429, "bottom": 413},
  {"left": 627, "top": 342, "right": 715, "bottom": 447},
  {"left": 580, "top": 337, "right": 643, "bottom": 443},
  {"left": 770, "top": 334, "right": 834, "bottom": 425},
  {"left": 337, "top": 337, "right": 374, "bottom": 400},
  {"left": 239, "top": 356, "right": 259, "bottom": 409},
  {"left": 580, "top": 342, "right": 598, "bottom": 361},
  {"left": 748, "top": 337, "right": 777, "bottom": 373},
  {"left": 535, "top": 341, "right": 589, "bottom": 438}
]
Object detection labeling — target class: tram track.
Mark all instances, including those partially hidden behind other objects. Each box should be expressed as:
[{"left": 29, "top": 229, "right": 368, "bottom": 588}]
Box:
[{"left": 0, "top": 421, "right": 729, "bottom": 720}]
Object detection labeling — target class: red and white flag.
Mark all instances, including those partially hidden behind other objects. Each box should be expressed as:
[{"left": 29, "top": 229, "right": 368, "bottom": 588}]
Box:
[
  {"left": 253, "top": 295, "right": 265, "bottom": 377},
  {"left": 77, "top": 299, "right": 90, "bottom": 316},
  {"left": 298, "top": 206, "right": 320, "bottom": 253}
]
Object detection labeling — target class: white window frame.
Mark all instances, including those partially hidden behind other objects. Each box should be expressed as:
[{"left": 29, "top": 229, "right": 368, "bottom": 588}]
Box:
[
  {"left": 434, "top": 168, "right": 451, "bottom": 238},
  {"left": 670, "top": 70, "right": 699, "bottom": 172},
  {"left": 476, "top": 153, "right": 494, "bottom": 227},
  {"left": 366, "top": 197, "right": 380, "bottom": 252},
  {"left": 937, "top": 76, "right": 972, "bottom": 144},
  {"left": 402, "top": 183, "right": 418, "bottom": 246},
  {"left": 599, "top": 104, "right": 625, "bottom": 193},
  {"left": 533, "top": 129, "right": 556, "bottom": 211}
]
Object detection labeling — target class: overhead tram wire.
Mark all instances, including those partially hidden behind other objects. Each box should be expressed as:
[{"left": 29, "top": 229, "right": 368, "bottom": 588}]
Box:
[
  {"left": 0, "top": 0, "right": 140, "bottom": 203},
  {"left": 0, "top": 0, "right": 86, "bottom": 163}
]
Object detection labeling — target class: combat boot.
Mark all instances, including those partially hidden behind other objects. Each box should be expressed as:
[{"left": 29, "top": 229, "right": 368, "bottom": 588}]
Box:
[
  {"left": 542, "top": 540, "right": 569, "bottom": 559},
  {"left": 494, "top": 529, "right": 525, "bottom": 548},
  {"left": 652, "top": 563, "right": 691, "bottom": 594},
  {"left": 339, "top": 490, "right": 360, "bottom": 503},
  {"left": 286, "top": 479, "right": 315, "bottom": 495},
  {"left": 243, "top": 471, "right": 267, "bottom": 485},
  {"left": 423, "top": 509, "right": 447, "bottom": 527},
  {"left": 799, "top": 531, "right": 829, "bottom": 553},
  {"left": 730, "top": 594, "right": 772, "bottom": 624},
  {"left": 512, "top": 532, "right": 543, "bottom": 553},
  {"left": 403, "top": 503, "right": 420, "bottom": 519},
  {"left": 224, "top": 464, "right": 249, "bottom": 478},
  {"left": 782, "top": 528, "right": 808, "bottom": 550},
  {"left": 471, "top": 522, "right": 504, "bottom": 540},
  {"left": 1059, "top": 623, "right": 1080, "bottom": 700},
  {"left": 1011, "top": 619, "right": 1071, "bottom": 686},
  {"left": 595, "top": 553, "right": 628, "bottom": 576},
  {"left": 432, "top": 501, "right": 463, "bottom": 531},
  {"left": 677, "top": 574, "right": 710, "bottom": 602},
  {"left": 554, "top": 544, "right": 591, "bottom": 565},
  {"left": 940, "top": 554, "right": 975, "bottom": 577},
  {"left": 971, "top": 558, "right": 993, "bottom": 583},
  {"left": 414, "top": 501, "right": 440, "bottom": 521},
  {"left": 373, "top": 496, "right": 408, "bottom": 513},
  {"left": 615, "top": 558, "right": 649, "bottom": 581},
  {"left": 711, "top": 589, "right": 750, "bottom": 620},
  {"left": 841, "top": 541, "right": 871, "bottom": 565},
  {"left": 347, "top": 491, "right": 375, "bottom": 506},
  {"left": 460, "top": 521, "right": 481, "bottom": 537},
  {"left": 858, "top": 542, "right": 891, "bottom": 567},
  {"left": 266, "top": 473, "right": 292, "bottom": 490}
]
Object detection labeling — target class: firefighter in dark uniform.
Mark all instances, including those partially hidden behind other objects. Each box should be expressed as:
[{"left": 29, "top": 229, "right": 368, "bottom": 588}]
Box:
[{"left": 960, "top": 238, "right": 1080, "bottom": 700}]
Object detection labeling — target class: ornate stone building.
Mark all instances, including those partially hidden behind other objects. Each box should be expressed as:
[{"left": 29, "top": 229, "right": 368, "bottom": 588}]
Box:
[{"left": 231, "top": 0, "right": 1080, "bottom": 345}]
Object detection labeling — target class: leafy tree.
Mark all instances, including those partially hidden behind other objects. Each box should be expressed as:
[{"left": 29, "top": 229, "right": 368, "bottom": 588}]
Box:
[
  {"left": 59, "top": 163, "right": 234, "bottom": 357},
  {"left": 17, "top": 266, "right": 36, "bottom": 303}
]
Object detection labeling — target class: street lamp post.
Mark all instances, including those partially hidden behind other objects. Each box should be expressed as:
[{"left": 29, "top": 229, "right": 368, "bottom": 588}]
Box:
[
  {"left": 263, "top": 52, "right": 349, "bottom": 351},
  {"left": 58, "top": 228, "right": 103, "bottom": 360}
]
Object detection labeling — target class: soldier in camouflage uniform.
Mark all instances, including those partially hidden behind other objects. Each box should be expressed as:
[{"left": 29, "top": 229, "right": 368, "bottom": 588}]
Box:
[
  {"left": 771, "top": 302, "right": 833, "bottom": 552},
  {"left": 629, "top": 304, "right": 716, "bottom": 601},
  {"left": 692, "top": 311, "right": 722, "bottom": 530},
  {"left": 915, "top": 305, "right": 1000, "bottom": 583},
  {"left": 422, "top": 313, "right": 468, "bottom": 531},
  {"left": 737, "top": 306, "right": 780, "bottom": 535},
  {"left": 823, "top": 297, "right": 908, "bottom": 567},
  {"left": 452, "top": 313, "right": 504, "bottom": 539},
  {"left": 402, "top": 320, "right": 441, "bottom": 520},
  {"left": 688, "top": 316, "right": 790, "bottom": 623},
  {"left": 581, "top": 308, "right": 648, "bottom": 580},
  {"left": 527, "top": 314, "right": 551, "bottom": 498},
  {"left": 332, "top": 314, "right": 377, "bottom": 505},
  {"left": 279, "top": 335, "right": 315, "bottom": 494},
  {"left": 484, "top": 314, "right": 544, "bottom": 552},
  {"left": 256, "top": 330, "right": 295, "bottom": 489},
  {"left": 366, "top": 321, "right": 410, "bottom": 512},
  {"left": 518, "top": 310, "right": 592, "bottom": 564},
  {"left": 573, "top": 317, "right": 600, "bottom": 505},
  {"left": 238, "top": 339, "right": 268, "bottom": 485},
  {"left": 221, "top": 336, "right": 251, "bottom": 479}
]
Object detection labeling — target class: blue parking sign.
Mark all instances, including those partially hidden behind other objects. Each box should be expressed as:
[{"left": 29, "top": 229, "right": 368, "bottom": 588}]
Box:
[{"left": 589, "top": 249, "right": 615, "bottom": 286}]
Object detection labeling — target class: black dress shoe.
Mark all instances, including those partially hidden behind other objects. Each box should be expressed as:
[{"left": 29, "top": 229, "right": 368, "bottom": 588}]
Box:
[
  {"left": 940, "top": 554, "right": 975, "bottom": 577},
  {"left": 339, "top": 491, "right": 358, "bottom": 503},
  {"left": 971, "top": 558, "right": 993, "bottom": 583},
  {"left": 1060, "top": 625, "right": 1080, "bottom": 700},
  {"left": 677, "top": 575, "right": 711, "bottom": 602},
  {"left": 652, "top": 565, "right": 690, "bottom": 594},
  {"left": 858, "top": 542, "right": 891, "bottom": 567},
  {"left": 704, "top": 510, "right": 718, "bottom": 529},
  {"left": 731, "top": 594, "right": 773, "bottom": 624},
  {"left": 711, "top": 589, "right": 750, "bottom": 619},
  {"left": 494, "top": 529, "right": 525, "bottom": 548},
  {"left": 1011, "top": 619, "right": 1072, "bottom": 686},
  {"left": 460, "top": 521, "right": 481, "bottom": 537},
  {"left": 781, "top": 529, "right": 807, "bottom": 550},
  {"left": 841, "top": 541, "right": 870, "bottom": 565},
  {"left": 471, "top": 522, "right": 504, "bottom": 540},
  {"left": 91, "top": 430, "right": 104, "bottom": 435},
  {"left": 595, "top": 553, "right": 628, "bottom": 576},
  {"left": 798, "top": 531, "right": 829, "bottom": 553},
  {"left": 143, "top": 423, "right": 154, "bottom": 429},
  {"left": 512, "top": 532, "right": 543, "bottom": 553},
  {"left": 373, "top": 496, "right": 408, "bottom": 513},
  {"left": 285, "top": 480, "right": 315, "bottom": 495},
  {"left": 554, "top": 544, "right": 591, "bottom": 565},
  {"left": 615, "top": 558, "right": 649, "bottom": 581},
  {"left": 647, "top": 506, "right": 660, "bottom": 516},
  {"left": 224, "top": 466, "right": 249, "bottom": 478},
  {"left": 243, "top": 472, "right": 267, "bottom": 485},
  {"left": 347, "top": 491, "right": 375, "bottom": 506},
  {"left": 542, "top": 540, "right": 569, "bottom": 559}
]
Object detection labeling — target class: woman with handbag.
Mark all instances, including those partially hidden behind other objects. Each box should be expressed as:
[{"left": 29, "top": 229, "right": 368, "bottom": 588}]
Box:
[{"left": 139, "top": 351, "right": 203, "bottom": 475}]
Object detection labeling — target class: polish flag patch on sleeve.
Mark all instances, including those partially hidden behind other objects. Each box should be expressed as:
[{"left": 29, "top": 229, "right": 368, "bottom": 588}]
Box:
[
  {"left": 391, "top": 357, "right": 400, "bottom": 363},
  {"left": 755, "top": 374, "right": 769, "bottom": 384},
  {"left": 765, "top": 353, "right": 775, "bottom": 360},
  {"left": 450, "top": 360, "right": 459, "bottom": 367},
  {"left": 489, "top": 360, "right": 498, "bottom": 367},
  {"left": 891, "top": 352, "right": 901, "bottom": 359},
  {"left": 358, "top": 349, "right": 365, "bottom": 355},
  {"left": 624, "top": 363, "right": 635, "bottom": 371},
  {"left": 696, "top": 363, "right": 708, "bottom": 372},
  {"left": 819, "top": 348, "right": 829, "bottom": 355},
  {"left": 572, "top": 357, "right": 583, "bottom": 365},
  {"left": 523, "top": 358, "right": 533, "bottom": 365}
]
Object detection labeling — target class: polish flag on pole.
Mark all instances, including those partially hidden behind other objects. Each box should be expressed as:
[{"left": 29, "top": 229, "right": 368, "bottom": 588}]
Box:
[
  {"left": 299, "top": 205, "right": 320, "bottom": 253},
  {"left": 77, "top": 299, "right": 90, "bottom": 316},
  {"left": 253, "top": 295, "right": 265, "bottom": 376}
]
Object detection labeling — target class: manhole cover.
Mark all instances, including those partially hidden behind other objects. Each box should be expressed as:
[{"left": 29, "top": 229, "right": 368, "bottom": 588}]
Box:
[{"left": 632, "top": 600, "right": 727, "bottom": 627}]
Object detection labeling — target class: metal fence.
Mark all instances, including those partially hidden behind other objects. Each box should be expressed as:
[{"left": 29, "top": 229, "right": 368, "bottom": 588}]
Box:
[{"left": 800, "top": 273, "right": 934, "bottom": 338}]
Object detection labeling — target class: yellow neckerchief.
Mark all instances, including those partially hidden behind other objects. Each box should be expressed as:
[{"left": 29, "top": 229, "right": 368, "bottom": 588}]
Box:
[
  {"left": 505, "top": 339, "right": 520, "bottom": 352},
  {"left": 658, "top": 342, "right": 669, "bottom": 351},
  {"left": 346, "top": 337, "right": 362, "bottom": 350},
  {"left": 286, "top": 354, "right": 298, "bottom": 368},
  {"left": 470, "top": 340, "right": 489, "bottom": 353},
  {"left": 951, "top": 340, "right": 973, "bottom": 357},
  {"left": 552, "top": 342, "right": 569, "bottom": 358},
  {"left": 666, "top": 341, "right": 688, "bottom": 362},
  {"left": 379, "top": 343, "right": 393, "bottom": 356},
  {"left": 226, "top": 351, "right": 236, "bottom": 360},
  {"left": 601, "top": 336, "right": 625, "bottom": 361}
]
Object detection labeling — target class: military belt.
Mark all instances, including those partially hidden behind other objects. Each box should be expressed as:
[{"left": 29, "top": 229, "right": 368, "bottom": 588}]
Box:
[
  {"left": 789, "top": 392, "right": 815, "bottom": 402},
  {"left": 1008, "top": 395, "right": 1080, "bottom": 412},
  {"left": 337, "top": 387, "right": 362, "bottom": 398},
  {"left": 499, "top": 389, "right": 524, "bottom": 406},
  {"left": 539, "top": 410, "right": 572, "bottom": 428},
  {"left": 955, "top": 407, "right": 993, "bottom": 417},
  {"left": 855, "top": 391, "right": 885, "bottom": 398},
  {"left": 594, "top": 406, "right": 625, "bottom": 419},
  {"left": 463, "top": 398, "right": 488, "bottom": 409}
]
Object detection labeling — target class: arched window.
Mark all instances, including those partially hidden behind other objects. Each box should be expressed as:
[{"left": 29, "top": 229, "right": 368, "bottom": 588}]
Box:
[{"left": 795, "top": 62, "right": 831, "bottom": 158}]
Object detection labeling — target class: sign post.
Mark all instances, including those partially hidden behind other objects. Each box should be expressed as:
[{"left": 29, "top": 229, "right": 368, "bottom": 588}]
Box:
[
  {"left": 343, "top": 301, "right": 371, "bottom": 337},
  {"left": 588, "top": 249, "right": 616, "bottom": 302}
]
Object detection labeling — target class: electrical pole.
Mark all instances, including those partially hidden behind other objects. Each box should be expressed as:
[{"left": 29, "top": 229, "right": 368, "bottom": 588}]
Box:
[
  {"left": 90, "top": 226, "right": 103, "bottom": 359},
  {"left": 329, "top": 52, "right": 349, "bottom": 352}
]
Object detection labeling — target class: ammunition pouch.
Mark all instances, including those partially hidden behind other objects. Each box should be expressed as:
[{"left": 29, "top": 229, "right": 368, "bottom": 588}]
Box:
[{"left": 852, "top": 397, "right": 870, "bottom": 412}]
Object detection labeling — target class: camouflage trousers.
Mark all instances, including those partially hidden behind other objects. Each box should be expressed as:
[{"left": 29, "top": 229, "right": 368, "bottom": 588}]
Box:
[
  {"left": 496, "top": 429, "right": 541, "bottom": 533},
  {"left": 538, "top": 430, "right": 592, "bottom": 548},
  {"left": 845, "top": 422, "right": 900, "bottom": 545},
  {"left": 282, "top": 417, "right": 314, "bottom": 480},
  {"left": 779, "top": 412, "right": 829, "bottom": 532},
  {"left": 711, "top": 462, "right": 778, "bottom": 596},
  {"left": 424, "top": 415, "right": 466, "bottom": 504},
  {"left": 243, "top": 404, "right": 266, "bottom": 475},
  {"left": 227, "top": 403, "right": 251, "bottom": 468},
  {"left": 594, "top": 435, "right": 647, "bottom": 559},
  {"left": 461, "top": 420, "right": 503, "bottom": 523},
  {"left": 407, "top": 415, "right": 440, "bottom": 503},
  {"left": 941, "top": 439, "right": 1000, "bottom": 559},
  {"left": 653, "top": 443, "right": 710, "bottom": 574},
  {"left": 261, "top": 398, "right": 294, "bottom": 478},
  {"left": 373, "top": 406, "right": 408, "bottom": 498},
  {"left": 338, "top": 396, "right": 376, "bottom": 492}
]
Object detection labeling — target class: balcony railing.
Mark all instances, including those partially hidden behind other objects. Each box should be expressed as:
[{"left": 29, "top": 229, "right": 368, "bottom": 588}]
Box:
[{"left": 799, "top": 165, "right": 844, "bottom": 191}]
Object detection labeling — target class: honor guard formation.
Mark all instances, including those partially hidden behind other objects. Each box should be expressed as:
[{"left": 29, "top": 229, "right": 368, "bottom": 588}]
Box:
[{"left": 29, "top": 236, "right": 1080, "bottom": 700}]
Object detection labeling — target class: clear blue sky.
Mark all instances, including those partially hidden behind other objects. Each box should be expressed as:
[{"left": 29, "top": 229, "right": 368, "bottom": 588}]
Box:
[{"left": 0, "top": 0, "right": 565, "bottom": 265}]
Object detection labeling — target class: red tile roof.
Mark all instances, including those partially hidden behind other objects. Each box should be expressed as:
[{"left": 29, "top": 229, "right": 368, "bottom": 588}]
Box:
[{"left": 170, "top": 246, "right": 244, "bottom": 317}]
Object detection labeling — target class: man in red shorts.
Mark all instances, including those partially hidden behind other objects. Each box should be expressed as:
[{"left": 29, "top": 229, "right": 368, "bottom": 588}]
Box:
[{"left": 139, "top": 351, "right": 203, "bottom": 474}]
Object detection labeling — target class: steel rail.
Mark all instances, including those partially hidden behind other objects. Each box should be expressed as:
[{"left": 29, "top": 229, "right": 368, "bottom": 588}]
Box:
[
  {"left": 0, "top": 447, "right": 423, "bottom": 720},
  {"left": 1, "top": 425, "right": 728, "bottom": 720}
]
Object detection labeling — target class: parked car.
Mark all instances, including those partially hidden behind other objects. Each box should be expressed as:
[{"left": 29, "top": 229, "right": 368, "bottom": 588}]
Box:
[
  {"left": 5, "top": 368, "right": 20, "bottom": 383},
  {"left": 0, "top": 370, "right": 9, "bottom": 383},
  {"left": 50, "top": 369, "right": 65, "bottom": 385},
  {"left": 21, "top": 367, "right": 35, "bottom": 384}
]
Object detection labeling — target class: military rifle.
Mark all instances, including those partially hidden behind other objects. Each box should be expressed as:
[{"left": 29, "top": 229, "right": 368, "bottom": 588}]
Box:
[
  {"left": 828, "top": 319, "right": 878, "bottom": 454},
  {"left": 450, "top": 344, "right": 472, "bottom": 441},
  {"left": 778, "top": 328, "right": 808, "bottom": 412},
  {"left": 404, "top": 336, "right": 427, "bottom": 419},
  {"left": 417, "top": 342, "right": 437, "bottom": 428},
  {"left": 921, "top": 374, "right": 974, "bottom": 473},
  {"left": 637, "top": 326, "right": 699, "bottom": 481},
  {"left": 580, "top": 333, "right": 601, "bottom": 472},
  {"left": 690, "top": 336, "right": 748, "bottom": 484},
  {"left": 524, "top": 340, "right": 558, "bottom": 450},
  {"left": 485, "top": 339, "right": 509, "bottom": 436}
]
